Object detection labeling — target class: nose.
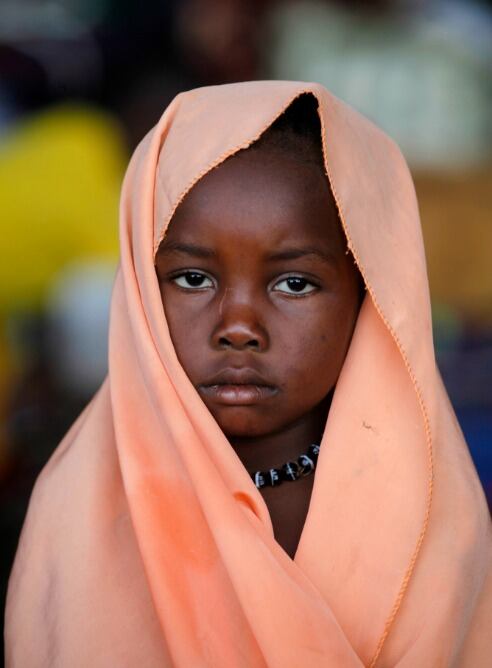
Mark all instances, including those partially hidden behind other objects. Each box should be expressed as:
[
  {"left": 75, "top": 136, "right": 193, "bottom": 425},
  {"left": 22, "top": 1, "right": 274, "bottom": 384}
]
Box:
[{"left": 211, "top": 291, "right": 269, "bottom": 352}]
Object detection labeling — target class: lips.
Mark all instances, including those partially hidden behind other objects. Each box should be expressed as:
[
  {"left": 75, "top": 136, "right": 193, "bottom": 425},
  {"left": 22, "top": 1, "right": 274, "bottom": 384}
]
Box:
[{"left": 198, "top": 368, "right": 278, "bottom": 406}]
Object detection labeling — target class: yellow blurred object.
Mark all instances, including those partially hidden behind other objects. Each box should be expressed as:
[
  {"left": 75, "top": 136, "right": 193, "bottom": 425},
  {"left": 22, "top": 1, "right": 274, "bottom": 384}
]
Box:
[
  {"left": 0, "top": 105, "right": 127, "bottom": 314},
  {"left": 415, "top": 167, "right": 492, "bottom": 323}
]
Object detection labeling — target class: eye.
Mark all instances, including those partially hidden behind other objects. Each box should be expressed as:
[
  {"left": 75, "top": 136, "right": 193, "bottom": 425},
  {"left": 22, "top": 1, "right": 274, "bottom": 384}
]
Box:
[
  {"left": 273, "top": 276, "right": 318, "bottom": 296},
  {"left": 172, "top": 271, "right": 213, "bottom": 290}
]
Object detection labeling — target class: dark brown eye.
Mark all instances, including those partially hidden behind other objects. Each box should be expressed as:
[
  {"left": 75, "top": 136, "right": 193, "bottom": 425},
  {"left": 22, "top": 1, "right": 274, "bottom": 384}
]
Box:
[
  {"left": 172, "top": 271, "right": 213, "bottom": 289},
  {"left": 273, "top": 276, "right": 317, "bottom": 295}
]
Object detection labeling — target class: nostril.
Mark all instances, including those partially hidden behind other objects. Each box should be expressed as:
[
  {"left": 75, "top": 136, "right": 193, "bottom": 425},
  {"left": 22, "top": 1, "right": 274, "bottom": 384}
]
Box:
[
  {"left": 218, "top": 337, "right": 231, "bottom": 348},
  {"left": 217, "top": 336, "right": 260, "bottom": 350}
]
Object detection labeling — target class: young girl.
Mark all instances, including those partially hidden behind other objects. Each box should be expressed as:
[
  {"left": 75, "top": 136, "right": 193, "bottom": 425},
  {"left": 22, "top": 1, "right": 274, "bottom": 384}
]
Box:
[{"left": 5, "top": 81, "right": 492, "bottom": 667}]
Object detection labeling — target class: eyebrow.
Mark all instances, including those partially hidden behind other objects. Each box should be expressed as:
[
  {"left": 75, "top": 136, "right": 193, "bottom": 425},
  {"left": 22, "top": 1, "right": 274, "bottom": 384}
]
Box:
[
  {"left": 266, "top": 247, "right": 339, "bottom": 265},
  {"left": 156, "top": 241, "right": 339, "bottom": 265},
  {"left": 156, "top": 241, "right": 217, "bottom": 259}
]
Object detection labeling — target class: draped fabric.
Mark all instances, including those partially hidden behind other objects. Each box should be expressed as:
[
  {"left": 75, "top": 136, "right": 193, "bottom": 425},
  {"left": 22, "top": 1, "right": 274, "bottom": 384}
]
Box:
[{"left": 5, "top": 81, "right": 492, "bottom": 667}]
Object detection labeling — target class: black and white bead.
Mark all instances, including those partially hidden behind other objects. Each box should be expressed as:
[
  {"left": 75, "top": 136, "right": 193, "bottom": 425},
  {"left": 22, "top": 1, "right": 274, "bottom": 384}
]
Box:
[{"left": 250, "top": 443, "right": 321, "bottom": 489}]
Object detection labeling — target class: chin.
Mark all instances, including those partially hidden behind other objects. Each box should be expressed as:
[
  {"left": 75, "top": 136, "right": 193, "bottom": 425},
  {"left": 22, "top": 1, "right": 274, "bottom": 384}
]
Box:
[{"left": 212, "top": 407, "right": 276, "bottom": 439}]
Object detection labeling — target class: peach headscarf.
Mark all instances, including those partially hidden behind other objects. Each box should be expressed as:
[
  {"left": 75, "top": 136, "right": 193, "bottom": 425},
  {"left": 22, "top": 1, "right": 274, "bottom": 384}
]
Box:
[{"left": 5, "top": 81, "right": 492, "bottom": 667}]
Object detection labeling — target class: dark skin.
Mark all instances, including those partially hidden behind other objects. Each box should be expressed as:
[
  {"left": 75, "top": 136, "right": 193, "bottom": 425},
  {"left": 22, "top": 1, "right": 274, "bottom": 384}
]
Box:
[{"left": 155, "top": 144, "right": 362, "bottom": 558}]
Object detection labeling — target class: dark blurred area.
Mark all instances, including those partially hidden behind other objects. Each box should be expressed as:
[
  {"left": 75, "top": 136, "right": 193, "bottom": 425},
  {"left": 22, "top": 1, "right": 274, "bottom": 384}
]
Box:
[{"left": 1, "top": 0, "right": 491, "bottom": 655}]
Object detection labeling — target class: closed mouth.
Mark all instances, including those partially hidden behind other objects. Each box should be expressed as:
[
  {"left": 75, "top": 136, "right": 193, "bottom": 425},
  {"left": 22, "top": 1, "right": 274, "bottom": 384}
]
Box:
[
  {"left": 198, "top": 382, "right": 278, "bottom": 406},
  {"left": 198, "top": 366, "right": 278, "bottom": 405}
]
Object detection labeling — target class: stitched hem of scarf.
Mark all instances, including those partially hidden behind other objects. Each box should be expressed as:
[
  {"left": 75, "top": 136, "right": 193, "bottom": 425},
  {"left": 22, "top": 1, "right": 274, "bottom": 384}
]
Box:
[
  {"left": 153, "top": 89, "right": 313, "bottom": 256},
  {"left": 316, "top": 98, "right": 434, "bottom": 667},
  {"left": 151, "top": 86, "right": 434, "bottom": 668}
]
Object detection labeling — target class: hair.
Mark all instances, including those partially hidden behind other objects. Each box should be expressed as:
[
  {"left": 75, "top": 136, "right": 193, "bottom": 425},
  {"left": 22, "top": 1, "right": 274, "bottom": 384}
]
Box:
[{"left": 249, "top": 93, "right": 325, "bottom": 170}]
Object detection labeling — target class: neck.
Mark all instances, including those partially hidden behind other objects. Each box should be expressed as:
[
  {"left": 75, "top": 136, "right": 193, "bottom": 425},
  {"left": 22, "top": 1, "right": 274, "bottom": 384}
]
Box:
[{"left": 228, "top": 393, "right": 332, "bottom": 473}]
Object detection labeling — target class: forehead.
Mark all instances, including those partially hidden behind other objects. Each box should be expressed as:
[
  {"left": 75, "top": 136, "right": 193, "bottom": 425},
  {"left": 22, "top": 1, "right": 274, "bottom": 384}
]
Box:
[{"left": 161, "top": 146, "right": 346, "bottom": 254}]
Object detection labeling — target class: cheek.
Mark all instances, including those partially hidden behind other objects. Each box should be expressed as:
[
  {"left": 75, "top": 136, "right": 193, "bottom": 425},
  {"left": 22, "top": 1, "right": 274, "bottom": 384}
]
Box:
[
  {"left": 160, "top": 289, "right": 207, "bottom": 379},
  {"left": 281, "top": 296, "right": 358, "bottom": 392}
]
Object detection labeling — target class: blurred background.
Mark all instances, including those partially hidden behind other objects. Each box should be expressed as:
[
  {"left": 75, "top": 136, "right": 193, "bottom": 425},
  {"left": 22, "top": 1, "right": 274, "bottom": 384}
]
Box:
[{"left": 0, "top": 0, "right": 491, "bottom": 651}]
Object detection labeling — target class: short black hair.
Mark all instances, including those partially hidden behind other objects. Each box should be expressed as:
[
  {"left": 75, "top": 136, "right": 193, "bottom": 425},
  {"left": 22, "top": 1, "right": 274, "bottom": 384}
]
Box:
[{"left": 250, "top": 93, "right": 324, "bottom": 170}]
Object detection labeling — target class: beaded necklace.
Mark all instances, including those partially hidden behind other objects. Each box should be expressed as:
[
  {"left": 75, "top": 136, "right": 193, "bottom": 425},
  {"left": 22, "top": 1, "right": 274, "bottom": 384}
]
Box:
[{"left": 249, "top": 443, "right": 320, "bottom": 489}]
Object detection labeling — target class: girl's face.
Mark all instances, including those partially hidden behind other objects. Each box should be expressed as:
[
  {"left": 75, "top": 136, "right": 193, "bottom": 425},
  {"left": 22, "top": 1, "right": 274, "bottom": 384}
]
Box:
[{"left": 156, "top": 146, "right": 361, "bottom": 439}]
